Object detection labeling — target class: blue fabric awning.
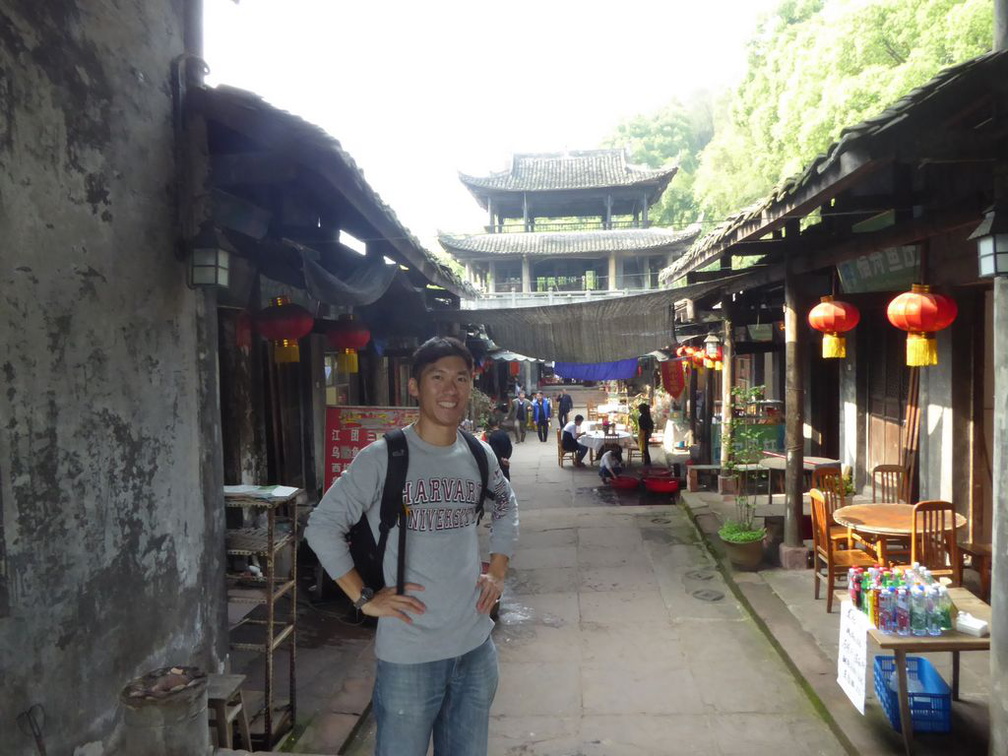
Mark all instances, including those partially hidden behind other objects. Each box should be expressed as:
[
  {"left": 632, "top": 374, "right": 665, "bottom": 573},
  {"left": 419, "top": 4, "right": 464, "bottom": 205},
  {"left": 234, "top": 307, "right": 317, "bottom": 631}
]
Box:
[{"left": 553, "top": 359, "right": 638, "bottom": 381}]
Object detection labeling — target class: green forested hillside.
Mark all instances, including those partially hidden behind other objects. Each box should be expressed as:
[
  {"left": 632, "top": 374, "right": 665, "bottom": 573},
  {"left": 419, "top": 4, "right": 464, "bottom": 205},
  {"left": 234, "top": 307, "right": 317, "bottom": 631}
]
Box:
[{"left": 608, "top": 0, "right": 993, "bottom": 229}]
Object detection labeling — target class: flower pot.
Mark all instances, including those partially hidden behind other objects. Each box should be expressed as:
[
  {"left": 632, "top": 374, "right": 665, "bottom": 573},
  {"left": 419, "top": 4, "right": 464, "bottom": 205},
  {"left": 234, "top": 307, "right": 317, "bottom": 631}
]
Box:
[
  {"left": 718, "top": 474, "right": 739, "bottom": 495},
  {"left": 720, "top": 537, "right": 764, "bottom": 571}
]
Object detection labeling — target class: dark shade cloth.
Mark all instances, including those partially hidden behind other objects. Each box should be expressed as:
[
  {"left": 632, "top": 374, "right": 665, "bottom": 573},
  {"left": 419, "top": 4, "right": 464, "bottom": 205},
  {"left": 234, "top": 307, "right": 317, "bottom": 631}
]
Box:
[{"left": 554, "top": 359, "right": 638, "bottom": 382}]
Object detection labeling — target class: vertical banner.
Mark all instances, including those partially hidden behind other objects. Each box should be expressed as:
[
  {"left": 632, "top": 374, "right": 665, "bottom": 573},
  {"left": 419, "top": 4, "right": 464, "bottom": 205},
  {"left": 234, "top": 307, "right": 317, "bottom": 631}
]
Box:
[
  {"left": 837, "top": 599, "right": 869, "bottom": 714},
  {"left": 661, "top": 359, "right": 686, "bottom": 399},
  {"left": 323, "top": 406, "right": 419, "bottom": 490}
]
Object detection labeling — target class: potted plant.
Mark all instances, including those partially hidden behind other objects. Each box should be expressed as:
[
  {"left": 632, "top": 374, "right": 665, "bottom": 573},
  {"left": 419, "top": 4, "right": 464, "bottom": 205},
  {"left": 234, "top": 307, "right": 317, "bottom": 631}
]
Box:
[{"left": 717, "top": 386, "right": 767, "bottom": 570}]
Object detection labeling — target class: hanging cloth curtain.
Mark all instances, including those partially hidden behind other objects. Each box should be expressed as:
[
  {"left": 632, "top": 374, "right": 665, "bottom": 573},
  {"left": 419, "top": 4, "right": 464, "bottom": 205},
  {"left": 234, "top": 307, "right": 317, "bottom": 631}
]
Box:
[{"left": 553, "top": 359, "right": 638, "bottom": 382}]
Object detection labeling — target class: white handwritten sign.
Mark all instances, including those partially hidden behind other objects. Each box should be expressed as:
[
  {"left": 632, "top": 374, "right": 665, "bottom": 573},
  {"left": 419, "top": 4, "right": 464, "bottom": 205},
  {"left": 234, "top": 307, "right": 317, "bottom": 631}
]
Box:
[{"left": 837, "top": 599, "right": 869, "bottom": 714}]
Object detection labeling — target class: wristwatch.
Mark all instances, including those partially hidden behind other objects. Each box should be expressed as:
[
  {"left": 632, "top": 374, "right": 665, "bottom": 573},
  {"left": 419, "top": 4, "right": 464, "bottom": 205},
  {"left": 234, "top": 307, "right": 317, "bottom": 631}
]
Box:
[{"left": 352, "top": 587, "right": 374, "bottom": 611}]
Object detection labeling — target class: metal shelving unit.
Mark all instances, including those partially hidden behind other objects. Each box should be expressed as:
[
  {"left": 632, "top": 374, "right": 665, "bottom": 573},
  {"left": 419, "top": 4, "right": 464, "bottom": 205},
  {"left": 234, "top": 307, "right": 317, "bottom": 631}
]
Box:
[{"left": 224, "top": 486, "right": 301, "bottom": 750}]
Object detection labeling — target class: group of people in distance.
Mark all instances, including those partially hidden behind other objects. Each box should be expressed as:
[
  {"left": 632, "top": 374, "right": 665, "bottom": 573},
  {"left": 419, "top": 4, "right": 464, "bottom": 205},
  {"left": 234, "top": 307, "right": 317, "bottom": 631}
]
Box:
[{"left": 559, "top": 399, "right": 655, "bottom": 484}]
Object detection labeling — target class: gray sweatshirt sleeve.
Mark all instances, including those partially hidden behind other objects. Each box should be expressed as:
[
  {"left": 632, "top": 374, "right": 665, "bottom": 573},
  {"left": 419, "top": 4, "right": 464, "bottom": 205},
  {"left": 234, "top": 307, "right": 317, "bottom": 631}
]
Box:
[
  {"left": 481, "top": 439, "right": 519, "bottom": 559},
  {"left": 304, "top": 439, "right": 387, "bottom": 582}
]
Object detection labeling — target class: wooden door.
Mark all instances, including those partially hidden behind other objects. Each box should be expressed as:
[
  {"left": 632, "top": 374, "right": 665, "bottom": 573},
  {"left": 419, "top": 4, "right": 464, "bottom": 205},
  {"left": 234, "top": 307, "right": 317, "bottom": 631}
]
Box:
[{"left": 866, "top": 324, "right": 909, "bottom": 475}]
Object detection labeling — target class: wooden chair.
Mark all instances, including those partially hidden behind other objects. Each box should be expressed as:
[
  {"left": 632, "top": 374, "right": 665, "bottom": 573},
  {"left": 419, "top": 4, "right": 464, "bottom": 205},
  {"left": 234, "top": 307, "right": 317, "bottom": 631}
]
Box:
[
  {"left": 811, "top": 468, "right": 879, "bottom": 558},
  {"left": 811, "top": 488, "right": 875, "bottom": 613},
  {"left": 908, "top": 500, "right": 962, "bottom": 585},
  {"left": 871, "top": 463, "right": 911, "bottom": 561},
  {"left": 557, "top": 428, "right": 577, "bottom": 467},
  {"left": 958, "top": 541, "right": 992, "bottom": 601},
  {"left": 872, "top": 464, "right": 907, "bottom": 503}
]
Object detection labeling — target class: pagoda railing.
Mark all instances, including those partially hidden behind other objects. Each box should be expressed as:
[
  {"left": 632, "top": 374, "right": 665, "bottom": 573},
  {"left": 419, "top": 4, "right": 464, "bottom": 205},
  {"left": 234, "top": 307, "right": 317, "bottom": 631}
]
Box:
[
  {"left": 486, "top": 219, "right": 647, "bottom": 234},
  {"left": 461, "top": 287, "right": 653, "bottom": 310}
]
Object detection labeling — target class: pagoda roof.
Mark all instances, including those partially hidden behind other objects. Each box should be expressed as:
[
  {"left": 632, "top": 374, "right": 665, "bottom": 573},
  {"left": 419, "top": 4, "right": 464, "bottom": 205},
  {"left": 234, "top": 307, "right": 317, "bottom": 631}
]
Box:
[
  {"left": 460, "top": 149, "right": 678, "bottom": 200},
  {"left": 439, "top": 226, "right": 700, "bottom": 260}
]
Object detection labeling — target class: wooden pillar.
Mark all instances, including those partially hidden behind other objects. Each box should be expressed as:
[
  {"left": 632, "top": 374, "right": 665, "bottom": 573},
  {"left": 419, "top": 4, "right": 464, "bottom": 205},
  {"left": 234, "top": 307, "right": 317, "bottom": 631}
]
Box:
[
  {"left": 992, "top": 273, "right": 1008, "bottom": 755},
  {"left": 642, "top": 191, "right": 649, "bottom": 227},
  {"left": 608, "top": 254, "right": 617, "bottom": 291},
  {"left": 604, "top": 194, "right": 613, "bottom": 229},
  {"left": 688, "top": 365, "right": 698, "bottom": 446},
  {"left": 521, "top": 256, "right": 531, "bottom": 293},
  {"left": 720, "top": 303, "right": 735, "bottom": 470},
  {"left": 701, "top": 366, "right": 714, "bottom": 464},
  {"left": 464, "top": 262, "right": 472, "bottom": 284},
  {"left": 488, "top": 260, "right": 497, "bottom": 293},
  {"left": 487, "top": 198, "right": 495, "bottom": 232},
  {"left": 523, "top": 193, "right": 530, "bottom": 232},
  {"left": 783, "top": 251, "right": 806, "bottom": 548},
  {"left": 998, "top": 0, "right": 1008, "bottom": 52}
]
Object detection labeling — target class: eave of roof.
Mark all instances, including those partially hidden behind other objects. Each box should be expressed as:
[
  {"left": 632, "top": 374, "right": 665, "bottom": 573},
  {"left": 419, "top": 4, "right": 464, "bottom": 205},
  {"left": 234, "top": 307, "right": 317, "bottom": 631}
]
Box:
[
  {"left": 190, "top": 84, "right": 469, "bottom": 298},
  {"left": 440, "top": 226, "right": 701, "bottom": 259},
  {"left": 459, "top": 149, "right": 678, "bottom": 196}
]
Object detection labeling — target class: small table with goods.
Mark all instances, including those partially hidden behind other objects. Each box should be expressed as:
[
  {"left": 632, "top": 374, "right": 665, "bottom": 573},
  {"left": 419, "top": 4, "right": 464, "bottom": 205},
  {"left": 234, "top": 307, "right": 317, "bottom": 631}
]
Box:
[
  {"left": 835, "top": 586, "right": 989, "bottom": 756},
  {"left": 832, "top": 503, "right": 967, "bottom": 564}
]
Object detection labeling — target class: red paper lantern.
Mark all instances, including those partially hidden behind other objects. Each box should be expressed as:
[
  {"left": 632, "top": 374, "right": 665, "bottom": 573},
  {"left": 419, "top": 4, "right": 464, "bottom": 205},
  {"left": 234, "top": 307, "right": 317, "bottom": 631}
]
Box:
[
  {"left": 509, "top": 361, "right": 521, "bottom": 377},
  {"left": 255, "top": 296, "right": 314, "bottom": 363},
  {"left": 808, "top": 296, "right": 860, "bottom": 359},
  {"left": 886, "top": 284, "right": 958, "bottom": 366},
  {"left": 324, "top": 315, "right": 371, "bottom": 373}
]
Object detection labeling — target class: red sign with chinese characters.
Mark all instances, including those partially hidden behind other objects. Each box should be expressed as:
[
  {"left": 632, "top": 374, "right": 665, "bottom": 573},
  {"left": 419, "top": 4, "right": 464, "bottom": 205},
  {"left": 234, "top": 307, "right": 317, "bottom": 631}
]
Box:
[{"left": 323, "top": 406, "right": 419, "bottom": 490}]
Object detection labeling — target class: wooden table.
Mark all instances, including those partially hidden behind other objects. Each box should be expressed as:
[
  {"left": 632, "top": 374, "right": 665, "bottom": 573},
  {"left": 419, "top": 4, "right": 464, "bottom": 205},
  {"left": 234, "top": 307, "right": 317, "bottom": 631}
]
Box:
[
  {"left": 758, "top": 453, "right": 840, "bottom": 505},
  {"left": 580, "top": 430, "right": 636, "bottom": 464},
  {"left": 833, "top": 503, "right": 966, "bottom": 563},
  {"left": 834, "top": 587, "right": 990, "bottom": 755}
]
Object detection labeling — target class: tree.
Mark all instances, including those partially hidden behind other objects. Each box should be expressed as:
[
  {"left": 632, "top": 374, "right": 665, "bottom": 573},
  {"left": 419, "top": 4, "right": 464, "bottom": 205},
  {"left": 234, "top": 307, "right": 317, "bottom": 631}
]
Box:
[
  {"left": 692, "top": 0, "right": 993, "bottom": 221},
  {"left": 602, "top": 94, "right": 715, "bottom": 229}
]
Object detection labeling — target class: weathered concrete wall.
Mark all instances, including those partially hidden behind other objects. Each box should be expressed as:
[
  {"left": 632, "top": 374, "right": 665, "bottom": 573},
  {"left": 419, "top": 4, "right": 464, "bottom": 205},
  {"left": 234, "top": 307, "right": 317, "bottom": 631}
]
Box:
[
  {"left": 0, "top": 2, "right": 226, "bottom": 754},
  {"left": 919, "top": 328, "right": 955, "bottom": 502}
]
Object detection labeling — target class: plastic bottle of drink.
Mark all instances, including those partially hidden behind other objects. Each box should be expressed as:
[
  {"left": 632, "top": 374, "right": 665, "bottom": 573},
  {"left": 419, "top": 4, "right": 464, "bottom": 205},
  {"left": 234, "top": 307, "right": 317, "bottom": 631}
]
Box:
[
  {"left": 910, "top": 586, "right": 928, "bottom": 636},
  {"left": 926, "top": 586, "right": 942, "bottom": 636},
  {"left": 878, "top": 587, "right": 895, "bottom": 634},
  {"left": 937, "top": 586, "right": 953, "bottom": 632},
  {"left": 895, "top": 587, "right": 910, "bottom": 636},
  {"left": 848, "top": 568, "right": 860, "bottom": 606}
]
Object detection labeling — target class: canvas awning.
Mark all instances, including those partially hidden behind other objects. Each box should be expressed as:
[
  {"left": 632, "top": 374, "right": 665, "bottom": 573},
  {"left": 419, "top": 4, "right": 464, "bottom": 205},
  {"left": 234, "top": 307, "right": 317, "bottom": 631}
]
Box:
[{"left": 436, "top": 277, "right": 743, "bottom": 363}]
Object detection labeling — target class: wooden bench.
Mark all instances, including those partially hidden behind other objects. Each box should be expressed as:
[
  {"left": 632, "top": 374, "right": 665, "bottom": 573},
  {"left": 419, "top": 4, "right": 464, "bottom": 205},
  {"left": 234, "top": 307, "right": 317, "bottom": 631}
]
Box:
[{"left": 686, "top": 464, "right": 721, "bottom": 492}]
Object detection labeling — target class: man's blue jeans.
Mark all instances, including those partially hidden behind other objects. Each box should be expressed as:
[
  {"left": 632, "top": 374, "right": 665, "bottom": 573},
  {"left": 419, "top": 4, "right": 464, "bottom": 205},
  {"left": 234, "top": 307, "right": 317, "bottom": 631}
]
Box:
[{"left": 373, "top": 635, "right": 499, "bottom": 755}]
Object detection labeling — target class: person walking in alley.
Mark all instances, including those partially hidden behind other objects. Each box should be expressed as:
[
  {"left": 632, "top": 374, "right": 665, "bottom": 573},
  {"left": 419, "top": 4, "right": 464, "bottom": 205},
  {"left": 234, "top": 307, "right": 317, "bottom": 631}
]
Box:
[
  {"left": 509, "top": 390, "right": 530, "bottom": 443},
  {"left": 305, "top": 337, "right": 519, "bottom": 756},
  {"left": 532, "top": 391, "right": 552, "bottom": 442},
  {"left": 637, "top": 403, "right": 655, "bottom": 467},
  {"left": 561, "top": 414, "right": 590, "bottom": 467},
  {"left": 486, "top": 416, "right": 512, "bottom": 481},
  {"left": 557, "top": 388, "right": 573, "bottom": 427}
]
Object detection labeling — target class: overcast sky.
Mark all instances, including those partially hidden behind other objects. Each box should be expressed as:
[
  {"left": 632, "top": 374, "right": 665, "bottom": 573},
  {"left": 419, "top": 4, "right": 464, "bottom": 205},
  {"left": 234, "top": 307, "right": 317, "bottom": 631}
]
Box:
[{"left": 203, "top": 0, "right": 781, "bottom": 249}]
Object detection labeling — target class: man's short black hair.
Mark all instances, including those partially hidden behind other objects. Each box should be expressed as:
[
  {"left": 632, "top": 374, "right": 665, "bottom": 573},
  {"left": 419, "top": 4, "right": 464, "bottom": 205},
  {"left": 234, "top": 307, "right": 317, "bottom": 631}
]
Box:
[
  {"left": 411, "top": 336, "right": 473, "bottom": 381},
  {"left": 574, "top": 414, "right": 584, "bottom": 423}
]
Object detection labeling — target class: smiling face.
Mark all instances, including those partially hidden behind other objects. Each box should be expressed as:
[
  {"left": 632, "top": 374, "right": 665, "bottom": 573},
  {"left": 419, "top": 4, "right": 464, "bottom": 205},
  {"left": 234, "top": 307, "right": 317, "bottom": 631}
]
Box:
[{"left": 408, "top": 355, "right": 472, "bottom": 441}]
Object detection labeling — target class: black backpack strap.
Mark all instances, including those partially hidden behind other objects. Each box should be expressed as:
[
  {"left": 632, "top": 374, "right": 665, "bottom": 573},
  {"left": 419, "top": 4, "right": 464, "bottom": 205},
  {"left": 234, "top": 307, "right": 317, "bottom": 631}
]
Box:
[
  {"left": 460, "top": 430, "right": 490, "bottom": 523},
  {"left": 377, "top": 428, "right": 409, "bottom": 594}
]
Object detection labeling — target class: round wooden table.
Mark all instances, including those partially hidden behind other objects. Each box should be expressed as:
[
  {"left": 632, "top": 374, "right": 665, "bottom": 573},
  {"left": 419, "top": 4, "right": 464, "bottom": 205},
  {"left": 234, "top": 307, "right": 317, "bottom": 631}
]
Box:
[{"left": 832, "top": 503, "right": 966, "bottom": 563}]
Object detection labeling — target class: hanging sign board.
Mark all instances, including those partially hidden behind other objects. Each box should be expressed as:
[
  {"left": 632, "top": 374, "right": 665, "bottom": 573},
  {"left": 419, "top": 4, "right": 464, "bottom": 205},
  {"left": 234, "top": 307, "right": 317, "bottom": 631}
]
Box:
[
  {"left": 837, "top": 246, "right": 919, "bottom": 294},
  {"left": 323, "top": 405, "right": 419, "bottom": 490},
  {"left": 837, "top": 599, "right": 869, "bottom": 714}
]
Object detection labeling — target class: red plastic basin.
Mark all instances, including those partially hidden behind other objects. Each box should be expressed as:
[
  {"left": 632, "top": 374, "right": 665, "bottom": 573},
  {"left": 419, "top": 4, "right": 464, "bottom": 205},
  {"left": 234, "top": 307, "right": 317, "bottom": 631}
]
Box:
[
  {"left": 643, "top": 477, "right": 680, "bottom": 494},
  {"left": 609, "top": 475, "right": 640, "bottom": 490}
]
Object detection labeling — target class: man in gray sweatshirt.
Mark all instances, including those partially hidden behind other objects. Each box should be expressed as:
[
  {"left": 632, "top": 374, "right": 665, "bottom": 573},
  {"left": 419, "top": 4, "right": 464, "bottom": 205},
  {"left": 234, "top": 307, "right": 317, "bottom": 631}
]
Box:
[{"left": 305, "top": 336, "right": 518, "bottom": 755}]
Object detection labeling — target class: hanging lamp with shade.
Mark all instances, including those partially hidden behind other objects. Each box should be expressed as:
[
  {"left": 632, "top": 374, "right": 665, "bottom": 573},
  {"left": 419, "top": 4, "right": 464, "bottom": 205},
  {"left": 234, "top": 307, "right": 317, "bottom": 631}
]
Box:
[
  {"left": 324, "top": 314, "right": 371, "bottom": 374},
  {"left": 886, "top": 284, "right": 958, "bottom": 366},
  {"left": 255, "top": 296, "right": 314, "bottom": 363},
  {"left": 807, "top": 296, "right": 860, "bottom": 358}
]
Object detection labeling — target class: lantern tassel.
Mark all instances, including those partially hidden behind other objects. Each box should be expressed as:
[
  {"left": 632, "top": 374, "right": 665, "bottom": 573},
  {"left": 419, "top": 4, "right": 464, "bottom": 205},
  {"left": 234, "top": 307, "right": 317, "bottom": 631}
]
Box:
[
  {"left": 336, "top": 348, "right": 359, "bottom": 373},
  {"left": 822, "top": 333, "right": 846, "bottom": 359},
  {"left": 906, "top": 333, "right": 937, "bottom": 367},
  {"left": 274, "top": 339, "right": 300, "bottom": 364}
]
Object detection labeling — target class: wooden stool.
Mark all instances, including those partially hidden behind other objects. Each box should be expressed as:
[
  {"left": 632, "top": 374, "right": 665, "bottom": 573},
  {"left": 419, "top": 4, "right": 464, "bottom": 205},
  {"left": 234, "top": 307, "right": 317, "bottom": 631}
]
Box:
[
  {"left": 958, "top": 542, "right": 992, "bottom": 601},
  {"left": 207, "top": 673, "right": 251, "bottom": 749}
]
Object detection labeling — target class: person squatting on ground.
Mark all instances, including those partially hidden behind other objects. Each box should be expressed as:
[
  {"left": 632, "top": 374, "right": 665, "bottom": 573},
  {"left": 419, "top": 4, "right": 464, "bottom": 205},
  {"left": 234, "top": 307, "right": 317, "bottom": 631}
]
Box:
[
  {"left": 486, "top": 416, "right": 513, "bottom": 481},
  {"left": 598, "top": 447, "right": 623, "bottom": 483},
  {"left": 561, "top": 414, "right": 590, "bottom": 466},
  {"left": 532, "top": 391, "right": 552, "bottom": 442},
  {"left": 305, "top": 337, "right": 519, "bottom": 756},
  {"left": 637, "top": 403, "right": 654, "bottom": 467}
]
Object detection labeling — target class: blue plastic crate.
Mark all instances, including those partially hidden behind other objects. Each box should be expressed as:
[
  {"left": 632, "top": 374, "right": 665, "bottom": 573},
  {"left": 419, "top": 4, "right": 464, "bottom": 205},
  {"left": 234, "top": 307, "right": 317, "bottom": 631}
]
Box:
[{"left": 873, "top": 655, "right": 951, "bottom": 733}]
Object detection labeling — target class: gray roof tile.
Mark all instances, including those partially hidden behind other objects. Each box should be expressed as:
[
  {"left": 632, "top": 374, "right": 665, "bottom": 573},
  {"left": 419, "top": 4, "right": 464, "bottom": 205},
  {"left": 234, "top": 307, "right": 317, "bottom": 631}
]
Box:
[
  {"left": 440, "top": 226, "right": 700, "bottom": 258},
  {"left": 460, "top": 149, "right": 678, "bottom": 193}
]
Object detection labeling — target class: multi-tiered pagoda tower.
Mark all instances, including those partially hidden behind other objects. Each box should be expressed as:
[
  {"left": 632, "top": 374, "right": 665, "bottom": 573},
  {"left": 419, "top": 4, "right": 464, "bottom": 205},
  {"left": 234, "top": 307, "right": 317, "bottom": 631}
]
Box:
[{"left": 440, "top": 149, "right": 698, "bottom": 303}]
